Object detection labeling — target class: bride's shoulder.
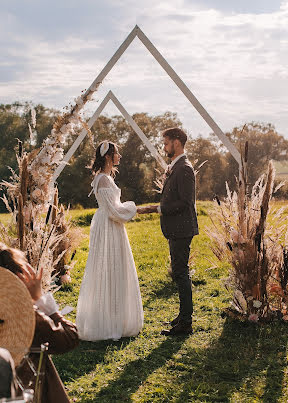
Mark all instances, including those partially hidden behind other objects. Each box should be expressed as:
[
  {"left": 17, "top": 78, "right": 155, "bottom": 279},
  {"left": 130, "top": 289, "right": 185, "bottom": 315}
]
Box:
[{"left": 97, "top": 174, "right": 113, "bottom": 190}]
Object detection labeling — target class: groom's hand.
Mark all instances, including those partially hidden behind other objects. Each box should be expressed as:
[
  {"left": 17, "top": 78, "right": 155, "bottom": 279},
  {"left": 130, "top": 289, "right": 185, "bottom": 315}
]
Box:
[{"left": 137, "top": 205, "right": 159, "bottom": 214}]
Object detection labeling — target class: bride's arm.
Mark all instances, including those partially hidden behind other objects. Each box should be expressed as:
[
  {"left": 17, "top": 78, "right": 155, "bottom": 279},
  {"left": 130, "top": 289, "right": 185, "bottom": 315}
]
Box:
[{"left": 98, "top": 176, "right": 137, "bottom": 223}]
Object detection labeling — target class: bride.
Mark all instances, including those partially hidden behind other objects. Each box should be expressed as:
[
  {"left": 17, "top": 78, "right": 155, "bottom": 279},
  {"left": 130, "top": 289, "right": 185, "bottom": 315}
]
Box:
[{"left": 76, "top": 140, "right": 144, "bottom": 341}]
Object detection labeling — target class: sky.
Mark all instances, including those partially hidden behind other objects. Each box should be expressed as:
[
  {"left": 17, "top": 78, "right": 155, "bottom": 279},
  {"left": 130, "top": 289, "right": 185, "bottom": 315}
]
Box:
[{"left": 1, "top": 0, "right": 288, "bottom": 140}]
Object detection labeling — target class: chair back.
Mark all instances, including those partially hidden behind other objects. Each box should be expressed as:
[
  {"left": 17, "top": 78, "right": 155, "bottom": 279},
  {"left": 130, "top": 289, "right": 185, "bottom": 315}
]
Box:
[
  {"left": 0, "top": 388, "right": 33, "bottom": 402},
  {"left": 16, "top": 343, "right": 49, "bottom": 403}
]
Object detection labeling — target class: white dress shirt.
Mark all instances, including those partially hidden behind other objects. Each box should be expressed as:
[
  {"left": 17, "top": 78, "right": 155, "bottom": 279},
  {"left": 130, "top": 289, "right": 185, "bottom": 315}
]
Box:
[{"left": 168, "top": 152, "right": 186, "bottom": 170}]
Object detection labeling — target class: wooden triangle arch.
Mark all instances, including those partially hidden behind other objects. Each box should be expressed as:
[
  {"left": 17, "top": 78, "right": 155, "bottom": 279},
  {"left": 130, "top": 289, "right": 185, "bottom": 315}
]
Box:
[
  {"left": 53, "top": 91, "right": 167, "bottom": 181},
  {"left": 53, "top": 25, "right": 241, "bottom": 183}
]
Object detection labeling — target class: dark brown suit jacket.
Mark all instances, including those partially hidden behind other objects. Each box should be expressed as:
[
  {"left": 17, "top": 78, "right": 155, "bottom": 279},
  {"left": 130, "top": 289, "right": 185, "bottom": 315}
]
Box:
[{"left": 160, "top": 155, "right": 198, "bottom": 239}]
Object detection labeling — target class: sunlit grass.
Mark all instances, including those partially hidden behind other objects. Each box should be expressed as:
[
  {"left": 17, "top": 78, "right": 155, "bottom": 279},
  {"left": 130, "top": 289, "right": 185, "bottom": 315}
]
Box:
[{"left": 2, "top": 201, "right": 288, "bottom": 402}]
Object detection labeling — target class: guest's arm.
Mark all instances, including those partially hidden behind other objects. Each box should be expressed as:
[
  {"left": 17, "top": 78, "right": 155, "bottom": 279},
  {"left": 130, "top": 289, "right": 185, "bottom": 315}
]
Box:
[
  {"left": 33, "top": 309, "right": 79, "bottom": 355},
  {"left": 17, "top": 264, "right": 79, "bottom": 354}
]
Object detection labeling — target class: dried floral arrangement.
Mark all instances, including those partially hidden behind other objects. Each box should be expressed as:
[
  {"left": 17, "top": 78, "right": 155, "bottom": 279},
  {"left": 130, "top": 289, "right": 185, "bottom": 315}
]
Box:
[
  {"left": 0, "top": 83, "right": 99, "bottom": 291},
  {"left": 208, "top": 143, "right": 288, "bottom": 322},
  {"left": 0, "top": 147, "right": 81, "bottom": 292}
]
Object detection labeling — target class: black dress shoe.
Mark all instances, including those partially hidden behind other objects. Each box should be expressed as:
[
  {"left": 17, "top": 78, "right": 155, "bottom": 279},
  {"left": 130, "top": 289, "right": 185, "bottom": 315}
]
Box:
[
  {"left": 162, "top": 315, "right": 180, "bottom": 326},
  {"left": 170, "top": 315, "right": 180, "bottom": 327},
  {"left": 161, "top": 322, "right": 193, "bottom": 336}
]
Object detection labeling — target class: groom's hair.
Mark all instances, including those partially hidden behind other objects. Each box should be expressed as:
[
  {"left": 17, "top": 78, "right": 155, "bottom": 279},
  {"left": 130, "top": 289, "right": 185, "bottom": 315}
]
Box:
[{"left": 162, "top": 128, "right": 187, "bottom": 147}]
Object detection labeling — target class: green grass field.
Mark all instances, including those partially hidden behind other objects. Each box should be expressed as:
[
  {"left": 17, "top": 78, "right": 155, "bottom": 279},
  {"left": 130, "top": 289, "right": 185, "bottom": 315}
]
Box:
[
  {"left": 273, "top": 160, "right": 288, "bottom": 180},
  {"left": 2, "top": 201, "right": 288, "bottom": 402}
]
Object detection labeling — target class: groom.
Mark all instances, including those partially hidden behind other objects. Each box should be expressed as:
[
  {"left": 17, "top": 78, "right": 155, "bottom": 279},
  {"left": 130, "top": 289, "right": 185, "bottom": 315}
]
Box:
[{"left": 138, "top": 127, "right": 198, "bottom": 336}]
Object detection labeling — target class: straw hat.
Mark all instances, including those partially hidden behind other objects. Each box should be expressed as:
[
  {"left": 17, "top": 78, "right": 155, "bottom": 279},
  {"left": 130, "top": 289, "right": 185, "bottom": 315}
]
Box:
[{"left": 0, "top": 266, "right": 35, "bottom": 366}]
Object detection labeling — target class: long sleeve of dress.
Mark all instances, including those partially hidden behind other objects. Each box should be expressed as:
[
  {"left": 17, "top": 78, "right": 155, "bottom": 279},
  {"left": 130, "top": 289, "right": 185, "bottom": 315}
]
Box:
[{"left": 96, "top": 176, "right": 136, "bottom": 223}]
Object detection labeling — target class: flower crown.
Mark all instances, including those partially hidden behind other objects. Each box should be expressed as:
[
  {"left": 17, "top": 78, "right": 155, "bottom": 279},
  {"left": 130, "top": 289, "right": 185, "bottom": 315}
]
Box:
[{"left": 100, "top": 141, "right": 109, "bottom": 157}]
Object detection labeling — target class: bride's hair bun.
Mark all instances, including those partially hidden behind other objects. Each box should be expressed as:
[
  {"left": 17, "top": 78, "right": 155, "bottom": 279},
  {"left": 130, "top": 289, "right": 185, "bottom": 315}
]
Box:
[
  {"left": 90, "top": 141, "right": 117, "bottom": 174},
  {"left": 100, "top": 141, "right": 109, "bottom": 157}
]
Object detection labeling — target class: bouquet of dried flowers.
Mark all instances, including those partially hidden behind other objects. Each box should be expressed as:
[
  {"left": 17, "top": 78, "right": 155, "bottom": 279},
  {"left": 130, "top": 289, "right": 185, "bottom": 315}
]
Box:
[{"left": 208, "top": 143, "right": 288, "bottom": 322}]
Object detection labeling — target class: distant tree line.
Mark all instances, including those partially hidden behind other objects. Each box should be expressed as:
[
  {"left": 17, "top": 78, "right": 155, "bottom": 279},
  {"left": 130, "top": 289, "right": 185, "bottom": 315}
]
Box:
[{"left": 1, "top": 102, "right": 288, "bottom": 212}]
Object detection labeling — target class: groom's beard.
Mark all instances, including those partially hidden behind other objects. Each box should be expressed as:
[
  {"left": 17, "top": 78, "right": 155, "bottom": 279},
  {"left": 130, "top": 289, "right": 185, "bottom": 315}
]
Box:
[{"left": 167, "top": 148, "right": 175, "bottom": 159}]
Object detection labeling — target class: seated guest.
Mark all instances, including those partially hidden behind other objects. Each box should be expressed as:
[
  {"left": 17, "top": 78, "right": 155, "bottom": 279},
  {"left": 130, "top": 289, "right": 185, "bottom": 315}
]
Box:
[
  {"left": 0, "top": 242, "right": 79, "bottom": 403},
  {"left": 0, "top": 347, "right": 17, "bottom": 399}
]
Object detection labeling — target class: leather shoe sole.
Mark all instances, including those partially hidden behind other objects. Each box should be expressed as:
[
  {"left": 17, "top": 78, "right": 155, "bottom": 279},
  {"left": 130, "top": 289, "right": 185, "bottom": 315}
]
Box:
[
  {"left": 170, "top": 316, "right": 180, "bottom": 327},
  {"left": 162, "top": 316, "right": 180, "bottom": 327},
  {"left": 161, "top": 325, "right": 193, "bottom": 336}
]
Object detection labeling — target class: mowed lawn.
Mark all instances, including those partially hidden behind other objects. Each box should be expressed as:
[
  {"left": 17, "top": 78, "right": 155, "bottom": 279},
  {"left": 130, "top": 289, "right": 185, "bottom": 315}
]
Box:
[{"left": 2, "top": 201, "right": 288, "bottom": 402}]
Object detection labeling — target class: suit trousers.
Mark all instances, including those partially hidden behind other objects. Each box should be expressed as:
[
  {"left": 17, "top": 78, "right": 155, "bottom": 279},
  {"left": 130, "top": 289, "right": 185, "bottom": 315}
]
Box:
[{"left": 168, "top": 237, "right": 193, "bottom": 324}]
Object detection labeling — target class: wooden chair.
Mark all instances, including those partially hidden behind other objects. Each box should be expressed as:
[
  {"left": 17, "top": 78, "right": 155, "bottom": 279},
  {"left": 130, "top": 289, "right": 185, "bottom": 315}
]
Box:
[{"left": 15, "top": 343, "right": 49, "bottom": 403}]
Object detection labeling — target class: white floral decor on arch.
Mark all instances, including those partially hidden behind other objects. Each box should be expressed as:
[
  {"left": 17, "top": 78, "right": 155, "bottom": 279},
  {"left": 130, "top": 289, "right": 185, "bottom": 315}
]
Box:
[{"left": 0, "top": 85, "right": 98, "bottom": 291}]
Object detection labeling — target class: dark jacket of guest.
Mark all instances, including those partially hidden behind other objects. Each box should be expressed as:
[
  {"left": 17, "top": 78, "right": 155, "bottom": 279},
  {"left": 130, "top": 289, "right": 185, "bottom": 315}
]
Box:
[
  {"left": 160, "top": 155, "right": 199, "bottom": 239},
  {"left": 17, "top": 308, "right": 79, "bottom": 403},
  {"left": 0, "top": 347, "right": 17, "bottom": 399}
]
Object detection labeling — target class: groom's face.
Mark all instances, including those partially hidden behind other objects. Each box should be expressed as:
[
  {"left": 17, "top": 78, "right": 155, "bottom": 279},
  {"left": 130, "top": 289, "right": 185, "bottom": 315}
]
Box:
[{"left": 163, "top": 137, "right": 175, "bottom": 158}]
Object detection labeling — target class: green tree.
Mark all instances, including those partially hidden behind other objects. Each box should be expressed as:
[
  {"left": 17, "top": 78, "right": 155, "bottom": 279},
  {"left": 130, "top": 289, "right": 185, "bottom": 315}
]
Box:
[
  {"left": 115, "top": 112, "right": 182, "bottom": 204},
  {"left": 0, "top": 102, "right": 58, "bottom": 211},
  {"left": 222, "top": 122, "right": 288, "bottom": 191},
  {"left": 185, "top": 136, "right": 227, "bottom": 199},
  {"left": 57, "top": 111, "right": 182, "bottom": 206},
  {"left": 3, "top": 101, "right": 284, "bottom": 207}
]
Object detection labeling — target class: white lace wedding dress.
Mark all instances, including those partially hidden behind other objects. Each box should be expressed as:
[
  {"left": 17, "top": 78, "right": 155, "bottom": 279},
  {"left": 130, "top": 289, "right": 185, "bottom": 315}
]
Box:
[{"left": 76, "top": 173, "right": 144, "bottom": 341}]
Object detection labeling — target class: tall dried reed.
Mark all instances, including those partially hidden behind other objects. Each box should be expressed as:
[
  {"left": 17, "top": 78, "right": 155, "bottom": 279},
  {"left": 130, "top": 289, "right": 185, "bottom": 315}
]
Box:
[{"left": 208, "top": 158, "right": 288, "bottom": 321}]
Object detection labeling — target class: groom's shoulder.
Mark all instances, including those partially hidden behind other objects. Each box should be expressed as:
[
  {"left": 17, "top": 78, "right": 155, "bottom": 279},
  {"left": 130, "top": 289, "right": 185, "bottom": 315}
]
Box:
[
  {"left": 173, "top": 161, "right": 194, "bottom": 184},
  {"left": 177, "top": 156, "right": 194, "bottom": 172},
  {"left": 184, "top": 157, "right": 193, "bottom": 168}
]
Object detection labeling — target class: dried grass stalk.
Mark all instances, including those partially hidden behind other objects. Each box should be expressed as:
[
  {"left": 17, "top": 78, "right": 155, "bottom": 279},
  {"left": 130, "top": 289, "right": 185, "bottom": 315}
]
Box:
[
  {"left": 51, "top": 187, "right": 58, "bottom": 224},
  {"left": 17, "top": 193, "right": 25, "bottom": 250},
  {"left": 256, "top": 161, "right": 275, "bottom": 239},
  {"left": 20, "top": 155, "right": 29, "bottom": 205},
  {"left": 207, "top": 158, "right": 288, "bottom": 322}
]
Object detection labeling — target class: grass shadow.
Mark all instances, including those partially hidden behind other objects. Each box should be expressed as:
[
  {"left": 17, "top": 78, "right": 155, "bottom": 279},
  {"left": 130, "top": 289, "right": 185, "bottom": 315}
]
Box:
[
  {"left": 175, "top": 318, "right": 288, "bottom": 402},
  {"left": 94, "top": 335, "right": 189, "bottom": 402},
  {"left": 143, "top": 279, "right": 177, "bottom": 307},
  {"left": 53, "top": 337, "right": 134, "bottom": 384}
]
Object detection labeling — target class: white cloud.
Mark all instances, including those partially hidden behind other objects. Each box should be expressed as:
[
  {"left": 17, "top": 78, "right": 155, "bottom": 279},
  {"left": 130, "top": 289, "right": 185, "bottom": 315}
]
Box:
[{"left": 0, "top": 0, "right": 287, "bottom": 138}]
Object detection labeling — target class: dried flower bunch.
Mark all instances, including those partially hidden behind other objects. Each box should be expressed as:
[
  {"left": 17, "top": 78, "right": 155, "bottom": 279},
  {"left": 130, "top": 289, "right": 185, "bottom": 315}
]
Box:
[
  {"left": 0, "top": 154, "right": 79, "bottom": 292},
  {"left": 209, "top": 143, "right": 288, "bottom": 322},
  {"left": 29, "top": 83, "right": 100, "bottom": 203},
  {"left": 0, "top": 82, "right": 99, "bottom": 290}
]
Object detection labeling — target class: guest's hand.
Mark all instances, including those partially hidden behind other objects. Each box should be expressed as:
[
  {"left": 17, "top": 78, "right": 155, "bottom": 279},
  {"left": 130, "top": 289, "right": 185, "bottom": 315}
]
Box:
[
  {"left": 17, "top": 264, "right": 43, "bottom": 302},
  {"left": 137, "top": 205, "right": 159, "bottom": 214}
]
